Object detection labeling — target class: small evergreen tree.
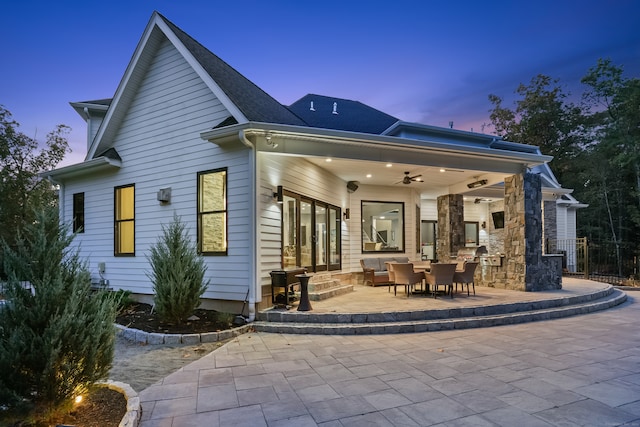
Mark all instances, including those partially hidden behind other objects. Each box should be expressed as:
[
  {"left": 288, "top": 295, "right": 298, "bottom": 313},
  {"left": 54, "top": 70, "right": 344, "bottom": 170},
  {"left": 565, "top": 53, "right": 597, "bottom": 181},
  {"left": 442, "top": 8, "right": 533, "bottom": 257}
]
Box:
[
  {"left": 147, "top": 214, "right": 209, "bottom": 324},
  {"left": 0, "top": 208, "right": 119, "bottom": 421}
]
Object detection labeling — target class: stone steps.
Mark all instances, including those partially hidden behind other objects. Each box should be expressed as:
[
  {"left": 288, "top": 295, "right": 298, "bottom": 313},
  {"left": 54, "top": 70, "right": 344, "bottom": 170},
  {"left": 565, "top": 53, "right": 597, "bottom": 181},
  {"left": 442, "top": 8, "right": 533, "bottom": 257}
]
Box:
[
  {"left": 252, "top": 287, "right": 627, "bottom": 335},
  {"left": 306, "top": 274, "right": 354, "bottom": 301},
  {"left": 309, "top": 284, "right": 354, "bottom": 301}
]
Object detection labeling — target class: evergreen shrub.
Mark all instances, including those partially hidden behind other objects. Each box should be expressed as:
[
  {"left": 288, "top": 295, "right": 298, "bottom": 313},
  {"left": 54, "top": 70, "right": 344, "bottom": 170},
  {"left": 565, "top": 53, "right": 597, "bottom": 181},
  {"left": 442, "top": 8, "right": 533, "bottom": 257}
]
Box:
[
  {"left": 147, "top": 214, "right": 209, "bottom": 324},
  {"left": 0, "top": 208, "right": 119, "bottom": 421}
]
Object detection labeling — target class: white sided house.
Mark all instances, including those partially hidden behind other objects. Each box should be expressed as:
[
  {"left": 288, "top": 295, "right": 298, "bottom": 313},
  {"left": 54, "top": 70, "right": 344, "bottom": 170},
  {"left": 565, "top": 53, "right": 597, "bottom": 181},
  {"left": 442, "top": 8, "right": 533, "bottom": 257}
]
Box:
[{"left": 44, "top": 12, "right": 585, "bottom": 320}]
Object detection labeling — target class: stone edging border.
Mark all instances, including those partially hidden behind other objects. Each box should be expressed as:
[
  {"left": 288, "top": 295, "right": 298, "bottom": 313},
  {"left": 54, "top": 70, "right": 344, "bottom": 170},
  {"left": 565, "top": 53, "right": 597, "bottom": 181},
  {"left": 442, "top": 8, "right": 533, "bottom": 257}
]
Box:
[
  {"left": 114, "top": 322, "right": 253, "bottom": 345},
  {"left": 100, "top": 380, "right": 140, "bottom": 427}
]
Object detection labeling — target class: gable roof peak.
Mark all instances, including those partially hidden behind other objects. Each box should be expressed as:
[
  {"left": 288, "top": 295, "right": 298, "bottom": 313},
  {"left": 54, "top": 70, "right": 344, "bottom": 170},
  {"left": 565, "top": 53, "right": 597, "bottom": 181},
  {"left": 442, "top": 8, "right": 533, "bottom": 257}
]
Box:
[{"left": 156, "top": 13, "right": 306, "bottom": 127}]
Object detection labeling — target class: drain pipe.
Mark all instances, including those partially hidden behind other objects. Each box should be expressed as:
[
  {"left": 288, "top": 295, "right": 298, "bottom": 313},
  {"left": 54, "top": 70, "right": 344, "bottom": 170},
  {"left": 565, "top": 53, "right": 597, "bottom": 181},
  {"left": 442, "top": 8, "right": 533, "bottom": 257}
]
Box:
[{"left": 238, "top": 129, "right": 257, "bottom": 322}]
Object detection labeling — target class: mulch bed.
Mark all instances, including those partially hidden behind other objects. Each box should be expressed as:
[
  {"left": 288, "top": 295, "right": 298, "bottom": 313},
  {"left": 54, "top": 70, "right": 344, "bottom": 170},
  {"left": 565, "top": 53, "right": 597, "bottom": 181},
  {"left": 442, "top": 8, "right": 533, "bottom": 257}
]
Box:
[
  {"left": 1, "top": 303, "right": 235, "bottom": 426},
  {"left": 115, "top": 303, "right": 234, "bottom": 334},
  {"left": 1, "top": 387, "right": 126, "bottom": 427},
  {"left": 66, "top": 387, "right": 127, "bottom": 427}
]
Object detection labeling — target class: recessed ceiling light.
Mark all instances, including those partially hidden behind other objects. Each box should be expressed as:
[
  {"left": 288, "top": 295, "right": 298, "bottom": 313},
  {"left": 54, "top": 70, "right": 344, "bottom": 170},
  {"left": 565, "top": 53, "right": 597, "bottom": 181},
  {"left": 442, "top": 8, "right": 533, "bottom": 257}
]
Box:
[
  {"left": 386, "top": 163, "right": 392, "bottom": 167},
  {"left": 325, "top": 158, "right": 332, "bottom": 162},
  {"left": 366, "top": 174, "right": 372, "bottom": 178},
  {"left": 440, "top": 168, "right": 446, "bottom": 173}
]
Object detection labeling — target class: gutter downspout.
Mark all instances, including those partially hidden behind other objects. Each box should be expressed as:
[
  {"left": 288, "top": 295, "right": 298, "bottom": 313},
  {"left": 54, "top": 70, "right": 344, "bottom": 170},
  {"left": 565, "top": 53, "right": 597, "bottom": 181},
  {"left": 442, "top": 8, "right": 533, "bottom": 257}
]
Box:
[{"left": 238, "top": 129, "right": 257, "bottom": 322}]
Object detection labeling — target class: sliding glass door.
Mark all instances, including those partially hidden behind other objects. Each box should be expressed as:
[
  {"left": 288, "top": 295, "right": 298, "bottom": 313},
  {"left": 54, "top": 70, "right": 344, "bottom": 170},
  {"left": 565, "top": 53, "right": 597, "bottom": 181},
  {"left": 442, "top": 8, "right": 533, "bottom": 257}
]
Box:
[{"left": 280, "top": 190, "right": 341, "bottom": 272}]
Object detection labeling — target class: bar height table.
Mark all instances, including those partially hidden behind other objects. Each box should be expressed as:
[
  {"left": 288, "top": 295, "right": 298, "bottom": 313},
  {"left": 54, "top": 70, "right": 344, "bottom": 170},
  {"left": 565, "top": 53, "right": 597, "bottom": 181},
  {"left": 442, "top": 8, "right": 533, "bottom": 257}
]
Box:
[{"left": 295, "top": 273, "right": 313, "bottom": 311}]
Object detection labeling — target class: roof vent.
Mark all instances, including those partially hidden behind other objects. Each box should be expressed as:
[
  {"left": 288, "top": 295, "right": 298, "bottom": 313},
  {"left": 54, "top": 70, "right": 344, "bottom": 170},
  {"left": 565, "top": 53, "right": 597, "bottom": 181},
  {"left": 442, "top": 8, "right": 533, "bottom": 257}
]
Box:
[
  {"left": 332, "top": 102, "right": 338, "bottom": 115},
  {"left": 310, "top": 101, "right": 315, "bottom": 111}
]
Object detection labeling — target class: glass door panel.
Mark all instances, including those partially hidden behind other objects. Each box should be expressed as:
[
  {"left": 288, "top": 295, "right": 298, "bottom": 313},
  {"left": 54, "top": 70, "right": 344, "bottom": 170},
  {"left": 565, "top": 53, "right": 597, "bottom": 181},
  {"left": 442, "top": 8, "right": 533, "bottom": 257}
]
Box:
[
  {"left": 300, "top": 200, "right": 313, "bottom": 269},
  {"left": 329, "top": 206, "right": 340, "bottom": 270},
  {"left": 279, "top": 191, "right": 342, "bottom": 272},
  {"left": 421, "top": 220, "right": 436, "bottom": 260},
  {"left": 464, "top": 222, "right": 479, "bottom": 247},
  {"left": 282, "top": 195, "right": 298, "bottom": 268},
  {"left": 315, "top": 204, "right": 327, "bottom": 271}
]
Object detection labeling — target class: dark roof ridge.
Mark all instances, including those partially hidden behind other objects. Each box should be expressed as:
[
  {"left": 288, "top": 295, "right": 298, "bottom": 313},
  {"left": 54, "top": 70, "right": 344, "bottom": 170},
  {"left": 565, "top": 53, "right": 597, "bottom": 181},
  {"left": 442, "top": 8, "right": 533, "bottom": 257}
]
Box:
[
  {"left": 288, "top": 93, "right": 399, "bottom": 135},
  {"left": 157, "top": 13, "right": 307, "bottom": 127}
]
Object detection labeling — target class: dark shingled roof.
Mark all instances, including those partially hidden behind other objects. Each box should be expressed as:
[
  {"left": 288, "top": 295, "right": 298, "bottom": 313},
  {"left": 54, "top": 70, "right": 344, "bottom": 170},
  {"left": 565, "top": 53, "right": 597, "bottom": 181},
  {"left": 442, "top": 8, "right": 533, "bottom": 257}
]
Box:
[
  {"left": 288, "top": 94, "right": 399, "bottom": 135},
  {"left": 160, "top": 14, "right": 306, "bottom": 127}
]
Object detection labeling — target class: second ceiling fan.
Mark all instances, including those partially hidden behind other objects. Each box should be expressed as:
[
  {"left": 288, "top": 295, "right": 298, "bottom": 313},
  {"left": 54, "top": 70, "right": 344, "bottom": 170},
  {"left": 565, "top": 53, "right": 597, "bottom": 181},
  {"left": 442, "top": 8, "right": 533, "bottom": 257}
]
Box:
[{"left": 400, "top": 171, "right": 422, "bottom": 184}]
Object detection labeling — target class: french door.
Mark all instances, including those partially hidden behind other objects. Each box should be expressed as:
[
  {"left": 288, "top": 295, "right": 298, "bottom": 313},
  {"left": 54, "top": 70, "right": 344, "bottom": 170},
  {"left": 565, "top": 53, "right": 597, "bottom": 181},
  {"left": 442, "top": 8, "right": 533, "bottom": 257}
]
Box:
[{"left": 281, "top": 191, "right": 340, "bottom": 272}]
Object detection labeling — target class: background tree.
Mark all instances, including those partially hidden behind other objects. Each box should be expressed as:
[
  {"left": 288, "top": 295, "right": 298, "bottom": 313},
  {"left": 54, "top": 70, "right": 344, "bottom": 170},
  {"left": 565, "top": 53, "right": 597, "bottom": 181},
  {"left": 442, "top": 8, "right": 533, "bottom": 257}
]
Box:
[
  {"left": 0, "top": 105, "right": 70, "bottom": 278},
  {"left": 579, "top": 59, "right": 640, "bottom": 275},
  {"left": 488, "top": 74, "right": 586, "bottom": 186},
  {"left": 488, "top": 59, "right": 640, "bottom": 277},
  {"left": 0, "top": 208, "right": 119, "bottom": 422}
]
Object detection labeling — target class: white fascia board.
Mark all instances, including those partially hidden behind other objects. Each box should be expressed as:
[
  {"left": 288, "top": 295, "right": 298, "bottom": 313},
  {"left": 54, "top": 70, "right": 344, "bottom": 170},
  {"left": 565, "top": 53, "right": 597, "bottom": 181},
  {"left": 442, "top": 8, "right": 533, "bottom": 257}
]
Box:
[
  {"left": 70, "top": 101, "right": 109, "bottom": 121},
  {"left": 201, "top": 122, "right": 552, "bottom": 167},
  {"left": 40, "top": 157, "right": 121, "bottom": 182}
]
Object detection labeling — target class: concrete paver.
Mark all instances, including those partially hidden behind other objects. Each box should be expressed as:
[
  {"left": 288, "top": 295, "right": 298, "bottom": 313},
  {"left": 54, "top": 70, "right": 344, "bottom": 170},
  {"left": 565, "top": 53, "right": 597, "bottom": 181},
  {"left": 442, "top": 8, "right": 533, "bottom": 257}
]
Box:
[{"left": 136, "top": 291, "right": 640, "bottom": 426}]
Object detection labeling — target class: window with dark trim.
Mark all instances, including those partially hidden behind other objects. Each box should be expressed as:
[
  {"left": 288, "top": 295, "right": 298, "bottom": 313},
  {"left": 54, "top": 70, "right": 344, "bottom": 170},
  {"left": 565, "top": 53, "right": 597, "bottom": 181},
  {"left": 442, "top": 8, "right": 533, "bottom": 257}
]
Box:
[
  {"left": 361, "top": 200, "right": 405, "bottom": 253},
  {"left": 197, "top": 168, "right": 227, "bottom": 255},
  {"left": 73, "top": 192, "right": 85, "bottom": 233},
  {"left": 114, "top": 184, "right": 135, "bottom": 256}
]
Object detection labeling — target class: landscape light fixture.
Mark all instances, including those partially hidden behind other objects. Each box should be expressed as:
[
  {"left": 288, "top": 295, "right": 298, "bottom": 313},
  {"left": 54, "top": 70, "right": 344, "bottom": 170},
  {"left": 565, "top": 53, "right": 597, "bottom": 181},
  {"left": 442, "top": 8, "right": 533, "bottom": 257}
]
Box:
[
  {"left": 273, "top": 185, "right": 283, "bottom": 204},
  {"left": 467, "top": 179, "right": 488, "bottom": 189}
]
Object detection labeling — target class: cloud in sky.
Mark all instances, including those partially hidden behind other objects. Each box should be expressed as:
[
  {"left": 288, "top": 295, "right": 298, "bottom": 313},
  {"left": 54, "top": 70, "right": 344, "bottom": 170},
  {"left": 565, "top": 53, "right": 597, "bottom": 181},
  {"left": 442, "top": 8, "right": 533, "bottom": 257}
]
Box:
[{"left": 2, "top": 0, "right": 639, "bottom": 166}]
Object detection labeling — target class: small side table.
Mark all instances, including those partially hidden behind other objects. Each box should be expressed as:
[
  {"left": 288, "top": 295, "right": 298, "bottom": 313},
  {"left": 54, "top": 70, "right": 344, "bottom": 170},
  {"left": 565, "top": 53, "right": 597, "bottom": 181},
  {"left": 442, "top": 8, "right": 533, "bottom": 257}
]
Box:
[{"left": 295, "top": 274, "right": 313, "bottom": 311}]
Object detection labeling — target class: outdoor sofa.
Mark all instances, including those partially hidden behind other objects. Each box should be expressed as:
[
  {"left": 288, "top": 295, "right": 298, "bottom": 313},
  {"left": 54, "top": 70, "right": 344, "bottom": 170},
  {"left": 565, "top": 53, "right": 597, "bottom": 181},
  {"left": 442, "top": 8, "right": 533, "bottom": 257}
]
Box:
[{"left": 360, "top": 256, "right": 410, "bottom": 286}]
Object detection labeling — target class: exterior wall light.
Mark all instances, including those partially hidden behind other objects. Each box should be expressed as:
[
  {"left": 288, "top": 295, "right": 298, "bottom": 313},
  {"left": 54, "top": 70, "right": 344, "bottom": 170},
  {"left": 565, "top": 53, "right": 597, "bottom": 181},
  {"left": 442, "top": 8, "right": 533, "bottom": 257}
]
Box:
[{"left": 273, "top": 185, "right": 283, "bottom": 204}]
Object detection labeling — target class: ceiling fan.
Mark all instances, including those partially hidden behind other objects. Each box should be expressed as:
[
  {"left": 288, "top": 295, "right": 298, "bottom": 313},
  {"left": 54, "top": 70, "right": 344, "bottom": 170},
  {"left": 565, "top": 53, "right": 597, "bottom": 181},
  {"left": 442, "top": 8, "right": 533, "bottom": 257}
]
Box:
[{"left": 399, "top": 171, "right": 422, "bottom": 184}]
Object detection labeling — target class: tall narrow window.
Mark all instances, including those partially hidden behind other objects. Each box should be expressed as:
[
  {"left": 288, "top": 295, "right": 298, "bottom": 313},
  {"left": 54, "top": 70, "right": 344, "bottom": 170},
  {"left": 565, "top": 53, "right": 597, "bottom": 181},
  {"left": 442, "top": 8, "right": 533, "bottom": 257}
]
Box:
[
  {"left": 114, "top": 184, "right": 135, "bottom": 256},
  {"left": 73, "top": 192, "right": 85, "bottom": 233},
  {"left": 198, "top": 168, "right": 227, "bottom": 255}
]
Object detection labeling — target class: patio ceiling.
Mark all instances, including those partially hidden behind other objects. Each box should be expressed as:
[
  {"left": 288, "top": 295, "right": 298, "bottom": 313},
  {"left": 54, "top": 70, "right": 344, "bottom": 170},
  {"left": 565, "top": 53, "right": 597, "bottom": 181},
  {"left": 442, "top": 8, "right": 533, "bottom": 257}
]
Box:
[
  {"left": 304, "top": 157, "right": 508, "bottom": 200},
  {"left": 202, "top": 122, "right": 553, "bottom": 201}
]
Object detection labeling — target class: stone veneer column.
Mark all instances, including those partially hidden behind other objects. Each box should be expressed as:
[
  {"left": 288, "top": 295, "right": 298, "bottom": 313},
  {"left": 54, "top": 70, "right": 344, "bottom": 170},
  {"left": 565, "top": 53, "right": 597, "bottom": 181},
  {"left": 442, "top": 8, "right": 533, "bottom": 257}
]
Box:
[
  {"left": 498, "top": 172, "right": 561, "bottom": 291},
  {"left": 436, "top": 194, "right": 464, "bottom": 262},
  {"left": 500, "top": 173, "right": 536, "bottom": 290},
  {"left": 542, "top": 200, "right": 557, "bottom": 253}
]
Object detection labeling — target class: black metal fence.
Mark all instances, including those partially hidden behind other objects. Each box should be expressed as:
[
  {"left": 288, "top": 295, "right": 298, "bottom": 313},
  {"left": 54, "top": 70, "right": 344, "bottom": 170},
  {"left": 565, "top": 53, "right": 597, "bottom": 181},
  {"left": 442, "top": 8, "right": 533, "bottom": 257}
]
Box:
[{"left": 548, "top": 238, "right": 640, "bottom": 283}]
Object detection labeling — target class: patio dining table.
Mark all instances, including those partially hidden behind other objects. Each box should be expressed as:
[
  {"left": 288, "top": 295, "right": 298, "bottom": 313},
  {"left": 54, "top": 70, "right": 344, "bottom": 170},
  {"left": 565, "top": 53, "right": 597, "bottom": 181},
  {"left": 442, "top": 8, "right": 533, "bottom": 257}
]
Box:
[{"left": 422, "top": 262, "right": 459, "bottom": 298}]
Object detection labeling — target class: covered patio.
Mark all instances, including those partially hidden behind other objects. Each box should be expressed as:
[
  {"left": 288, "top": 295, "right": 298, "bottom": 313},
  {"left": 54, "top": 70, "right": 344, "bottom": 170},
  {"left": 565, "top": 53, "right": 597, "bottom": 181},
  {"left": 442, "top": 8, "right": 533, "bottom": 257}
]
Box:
[{"left": 202, "top": 97, "right": 584, "bottom": 318}]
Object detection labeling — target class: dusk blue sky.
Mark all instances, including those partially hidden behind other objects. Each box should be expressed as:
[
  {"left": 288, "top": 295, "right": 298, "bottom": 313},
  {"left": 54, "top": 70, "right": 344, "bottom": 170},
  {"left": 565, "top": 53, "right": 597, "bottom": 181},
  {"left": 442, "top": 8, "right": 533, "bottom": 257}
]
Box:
[{"left": 2, "top": 0, "right": 639, "bottom": 166}]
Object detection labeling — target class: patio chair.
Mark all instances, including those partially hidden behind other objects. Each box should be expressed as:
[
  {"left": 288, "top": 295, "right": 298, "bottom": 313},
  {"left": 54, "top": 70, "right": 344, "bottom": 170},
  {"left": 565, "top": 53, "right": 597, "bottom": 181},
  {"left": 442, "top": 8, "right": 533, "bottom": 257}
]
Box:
[
  {"left": 384, "top": 261, "right": 396, "bottom": 293},
  {"left": 424, "top": 263, "right": 457, "bottom": 298},
  {"left": 453, "top": 261, "right": 479, "bottom": 296},
  {"left": 392, "top": 263, "right": 424, "bottom": 297}
]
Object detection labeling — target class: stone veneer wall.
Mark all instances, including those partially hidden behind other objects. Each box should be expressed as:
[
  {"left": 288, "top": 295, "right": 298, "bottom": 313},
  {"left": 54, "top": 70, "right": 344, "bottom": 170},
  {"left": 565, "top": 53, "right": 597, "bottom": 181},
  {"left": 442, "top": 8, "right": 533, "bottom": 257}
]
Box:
[
  {"left": 436, "top": 194, "right": 464, "bottom": 261},
  {"left": 491, "top": 173, "right": 561, "bottom": 291},
  {"left": 542, "top": 200, "right": 557, "bottom": 253}
]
